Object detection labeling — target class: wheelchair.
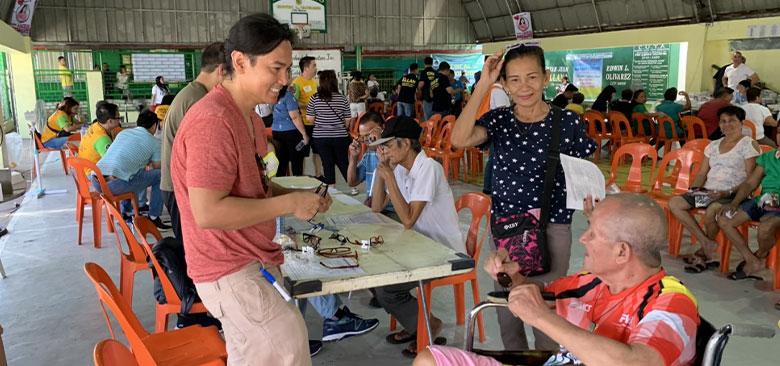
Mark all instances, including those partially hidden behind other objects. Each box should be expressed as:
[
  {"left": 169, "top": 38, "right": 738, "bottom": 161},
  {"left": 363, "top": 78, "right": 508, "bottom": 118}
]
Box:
[{"left": 464, "top": 295, "right": 776, "bottom": 366}]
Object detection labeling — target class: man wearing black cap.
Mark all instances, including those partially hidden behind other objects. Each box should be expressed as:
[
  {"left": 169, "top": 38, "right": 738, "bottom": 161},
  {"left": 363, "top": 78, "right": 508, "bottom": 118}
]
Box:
[
  {"left": 552, "top": 84, "right": 579, "bottom": 109},
  {"left": 368, "top": 116, "right": 464, "bottom": 356}
]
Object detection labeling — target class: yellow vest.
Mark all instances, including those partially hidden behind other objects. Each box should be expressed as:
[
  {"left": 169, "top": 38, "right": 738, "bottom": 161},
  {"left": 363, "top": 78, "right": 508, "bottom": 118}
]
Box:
[
  {"left": 42, "top": 110, "right": 72, "bottom": 143},
  {"left": 79, "top": 123, "right": 112, "bottom": 164},
  {"left": 59, "top": 65, "right": 73, "bottom": 88},
  {"left": 293, "top": 76, "right": 317, "bottom": 125}
]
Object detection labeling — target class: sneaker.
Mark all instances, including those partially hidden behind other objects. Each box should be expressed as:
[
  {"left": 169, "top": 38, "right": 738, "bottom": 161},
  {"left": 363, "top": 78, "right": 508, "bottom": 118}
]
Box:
[
  {"left": 322, "top": 306, "right": 379, "bottom": 342},
  {"left": 309, "top": 340, "right": 323, "bottom": 357},
  {"left": 150, "top": 216, "right": 172, "bottom": 230},
  {"left": 138, "top": 205, "right": 150, "bottom": 214},
  {"left": 349, "top": 187, "right": 359, "bottom": 196}
]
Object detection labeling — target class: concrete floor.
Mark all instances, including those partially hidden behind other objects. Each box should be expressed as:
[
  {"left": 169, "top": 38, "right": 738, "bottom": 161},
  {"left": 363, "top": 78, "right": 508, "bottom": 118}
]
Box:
[{"left": 0, "top": 149, "right": 779, "bottom": 365}]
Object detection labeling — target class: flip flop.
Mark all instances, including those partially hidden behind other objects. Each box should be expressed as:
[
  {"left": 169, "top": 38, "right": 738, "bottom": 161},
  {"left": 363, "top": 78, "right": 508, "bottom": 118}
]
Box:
[
  {"left": 684, "top": 259, "right": 719, "bottom": 274},
  {"left": 401, "top": 337, "right": 447, "bottom": 358},
  {"left": 728, "top": 270, "right": 763, "bottom": 281},
  {"left": 736, "top": 260, "right": 747, "bottom": 273},
  {"left": 385, "top": 331, "right": 416, "bottom": 344}
]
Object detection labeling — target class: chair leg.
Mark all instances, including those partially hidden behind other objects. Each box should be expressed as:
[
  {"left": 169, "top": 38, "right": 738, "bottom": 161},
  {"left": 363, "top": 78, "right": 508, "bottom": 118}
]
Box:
[
  {"left": 470, "top": 279, "right": 485, "bottom": 343},
  {"left": 155, "top": 309, "right": 169, "bottom": 333},
  {"left": 668, "top": 217, "right": 683, "bottom": 257},
  {"left": 716, "top": 231, "right": 731, "bottom": 273},
  {"left": 453, "top": 283, "right": 465, "bottom": 325},
  {"left": 76, "top": 199, "right": 84, "bottom": 245},
  {"left": 389, "top": 316, "right": 397, "bottom": 331},
  {"left": 415, "top": 284, "right": 434, "bottom": 353},
  {"left": 91, "top": 198, "right": 102, "bottom": 248},
  {"left": 771, "top": 244, "right": 780, "bottom": 290},
  {"left": 59, "top": 150, "right": 68, "bottom": 175},
  {"left": 120, "top": 261, "right": 134, "bottom": 306}
]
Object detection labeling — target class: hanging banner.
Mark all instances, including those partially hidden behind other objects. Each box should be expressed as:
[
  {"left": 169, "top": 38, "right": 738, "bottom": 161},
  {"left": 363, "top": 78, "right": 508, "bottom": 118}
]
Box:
[
  {"left": 431, "top": 53, "right": 485, "bottom": 85},
  {"left": 9, "top": 0, "right": 37, "bottom": 36},
  {"left": 512, "top": 12, "right": 533, "bottom": 40}
]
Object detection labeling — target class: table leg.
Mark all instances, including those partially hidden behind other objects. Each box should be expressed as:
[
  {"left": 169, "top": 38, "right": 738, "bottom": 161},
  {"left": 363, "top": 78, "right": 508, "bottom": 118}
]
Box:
[
  {"left": 418, "top": 280, "right": 433, "bottom": 346},
  {"left": 0, "top": 257, "right": 5, "bottom": 279}
]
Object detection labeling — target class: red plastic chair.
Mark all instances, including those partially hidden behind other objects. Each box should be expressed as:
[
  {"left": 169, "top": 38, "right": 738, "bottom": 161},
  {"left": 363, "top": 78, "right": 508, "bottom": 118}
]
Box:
[
  {"left": 94, "top": 339, "right": 137, "bottom": 366},
  {"left": 33, "top": 131, "right": 68, "bottom": 175},
  {"left": 681, "top": 116, "right": 708, "bottom": 142},
  {"left": 368, "top": 101, "right": 385, "bottom": 114},
  {"left": 655, "top": 115, "right": 682, "bottom": 156},
  {"left": 84, "top": 262, "right": 227, "bottom": 366},
  {"left": 426, "top": 122, "right": 464, "bottom": 180},
  {"left": 67, "top": 157, "right": 139, "bottom": 248},
  {"left": 101, "top": 195, "right": 150, "bottom": 306},
  {"left": 390, "top": 193, "right": 491, "bottom": 351},
  {"left": 608, "top": 111, "right": 645, "bottom": 149},
  {"left": 682, "top": 138, "right": 710, "bottom": 153},
  {"left": 647, "top": 149, "right": 704, "bottom": 256},
  {"left": 134, "top": 217, "right": 210, "bottom": 333},
  {"left": 605, "top": 143, "right": 658, "bottom": 193}
]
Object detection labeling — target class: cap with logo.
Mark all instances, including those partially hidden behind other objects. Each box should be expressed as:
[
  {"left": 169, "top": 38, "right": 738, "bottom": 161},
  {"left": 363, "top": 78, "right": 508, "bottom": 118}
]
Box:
[{"left": 369, "top": 116, "right": 423, "bottom": 146}]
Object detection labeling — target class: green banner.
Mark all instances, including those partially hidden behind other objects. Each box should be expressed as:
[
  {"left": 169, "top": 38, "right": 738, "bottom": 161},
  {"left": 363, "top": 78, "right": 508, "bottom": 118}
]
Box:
[{"left": 544, "top": 43, "right": 680, "bottom": 101}]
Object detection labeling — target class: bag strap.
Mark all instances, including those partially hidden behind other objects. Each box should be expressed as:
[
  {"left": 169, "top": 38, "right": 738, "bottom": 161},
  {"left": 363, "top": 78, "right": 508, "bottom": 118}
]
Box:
[
  {"left": 323, "top": 96, "right": 348, "bottom": 123},
  {"left": 539, "top": 105, "right": 562, "bottom": 226}
]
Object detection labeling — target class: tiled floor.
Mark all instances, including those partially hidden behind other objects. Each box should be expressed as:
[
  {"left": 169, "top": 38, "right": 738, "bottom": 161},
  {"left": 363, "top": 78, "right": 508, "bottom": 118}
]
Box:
[{"left": 0, "top": 150, "right": 778, "bottom": 365}]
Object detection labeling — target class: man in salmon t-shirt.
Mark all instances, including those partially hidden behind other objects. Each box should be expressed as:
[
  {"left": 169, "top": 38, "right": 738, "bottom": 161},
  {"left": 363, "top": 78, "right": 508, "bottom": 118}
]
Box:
[
  {"left": 414, "top": 193, "right": 700, "bottom": 366},
  {"left": 171, "top": 13, "right": 330, "bottom": 366}
]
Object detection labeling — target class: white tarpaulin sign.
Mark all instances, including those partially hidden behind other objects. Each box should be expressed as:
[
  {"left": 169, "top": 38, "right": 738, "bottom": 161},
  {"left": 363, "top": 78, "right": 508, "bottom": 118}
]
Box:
[
  {"left": 292, "top": 49, "right": 341, "bottom": 79},
  {"left": 512, "top": 12, "right": 533, "bottom": 40},
  {"left": 9, "top": 0, "right": 37, "bottom": 36},
  {"left": 271, "top": 0, "right": 327, "bottom": 32}
]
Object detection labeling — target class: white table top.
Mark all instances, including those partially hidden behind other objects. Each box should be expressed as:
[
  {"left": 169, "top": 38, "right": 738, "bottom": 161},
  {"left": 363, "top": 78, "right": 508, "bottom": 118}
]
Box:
[{"left": 279, "top": 189, "right": 473, "bottom": 298}]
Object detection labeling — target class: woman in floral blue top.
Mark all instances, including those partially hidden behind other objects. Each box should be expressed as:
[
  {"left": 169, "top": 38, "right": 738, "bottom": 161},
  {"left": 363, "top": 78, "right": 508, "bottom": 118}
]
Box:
[{"left": 452, "top": 45, "right": 596, "bottom": 351}]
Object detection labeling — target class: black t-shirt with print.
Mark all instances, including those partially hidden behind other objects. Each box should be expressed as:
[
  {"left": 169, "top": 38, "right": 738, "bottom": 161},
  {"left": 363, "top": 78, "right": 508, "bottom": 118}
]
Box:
[
  {"left": 476, "top": 107, "right": 597, "bottom": 224},
  {"left": 398, "top": 73, "right": 418, "bottom": 104},
  {"left": 551, "top": 94, "right": 569, "bottom": 108},
  {"left": 420, "top": 66, "right": 436, "bottom": 102},
  {"left": 432, "top": 73, "right": 452, "bottom": 112}
]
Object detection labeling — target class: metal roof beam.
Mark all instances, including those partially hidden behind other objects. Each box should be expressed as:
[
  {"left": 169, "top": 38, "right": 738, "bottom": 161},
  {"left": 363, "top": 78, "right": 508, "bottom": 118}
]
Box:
[{"left": 474, "top": 0, "right": 495, "bottom": 41}]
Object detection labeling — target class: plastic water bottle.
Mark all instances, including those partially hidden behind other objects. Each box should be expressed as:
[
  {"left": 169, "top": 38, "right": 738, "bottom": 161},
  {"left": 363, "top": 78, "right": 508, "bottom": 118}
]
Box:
[{"left": 80, "top": 124, "right": 88, "bottom": 136}]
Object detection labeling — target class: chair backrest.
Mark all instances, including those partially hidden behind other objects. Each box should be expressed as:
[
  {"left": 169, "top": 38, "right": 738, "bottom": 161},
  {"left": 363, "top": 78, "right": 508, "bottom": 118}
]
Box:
[
  {"left": 66, "top": 157, "right": 96, "bottom": 200},
  {"left": 133, "top": 217, "right": 181, "bottom": 308},
  {"left": 66, "top": 157, "right": 125, "bottom": 202},
  {"left": 580, "top": 111, "right": 601, "bottom": 138},
  {"left": 65, "top": 142, "right": 79, "bottom": 156},
  {"left": 608, "top": 111, "right": 635, "bottom": 139},
  {"left": 759, "top": 144, "right": 775, "bottom": 154},
  {"left": 83, "top": 263, "right": 152, "bottom": 362},
  {"left": 608, "top": 143, "right": 658, "bottom": 192},
  {"left": 94, "top": 339, "right": 138, "bottom": 366},
  {"left": 101, "top": 195, "right": 147, "bottom": 264},
  {"left": 656, "top": 115, "right": 679, "bottom": 139},
  {"left": 683, "top": 138, "right": 711, "bottom": 153},
  {"left": 421, "top": 120, "right": 436, "bottom": 147},
  {"left": 742, "top": 120, "right": 757, "bottom": 140},
  {"left": 455, "top": 192, "right": 491, "bottom": 262},
  {"left": 350, "top": 112, "right": 365, "bottom": 138},
  {"left": 632, "top": 112, "right": 656, "bottom": 137},
  {"left": 584, "top": 109, "right": 605, "bottom": 120},
  {"left": 368, "top": 101, "right": 384, "bottom": 114},
  {"left": 652, "top": 148, "right": 705, "bottom": 193},
  {"left": 32, "top": 130, "right": 47, "bottom": 151},
  {"left": 438, "top": 122, "right": 462, "bottom": 153},
  {"left": 681, "top": 116, "right": 707, "bottom": 140}
]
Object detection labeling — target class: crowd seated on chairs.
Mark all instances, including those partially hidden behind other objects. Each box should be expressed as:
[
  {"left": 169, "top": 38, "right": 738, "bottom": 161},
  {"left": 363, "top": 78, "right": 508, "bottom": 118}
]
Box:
[
  {"left": 669, "top": 106, "right": 761, "bottom": 274},
  {"left": 42, "top": 97, "right": 84, "bottom": 150},
  {"left": 414, "top": 193, "right": 700, "bottom": 366}
]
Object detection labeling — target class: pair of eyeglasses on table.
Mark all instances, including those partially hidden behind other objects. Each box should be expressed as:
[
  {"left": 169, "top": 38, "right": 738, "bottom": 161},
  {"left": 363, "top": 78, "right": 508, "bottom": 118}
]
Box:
[
  {"left": 316, "top": 247, "right": 360, "bottom": 269},
  {"left": 329, "top": 233, "right": 384, "bottom": 247}
]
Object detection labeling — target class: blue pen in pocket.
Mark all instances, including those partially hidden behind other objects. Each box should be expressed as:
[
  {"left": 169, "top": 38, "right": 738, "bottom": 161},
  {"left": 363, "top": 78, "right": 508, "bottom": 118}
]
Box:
[{"left": 260, "top": 267, "right": 292, "bottom": 302}]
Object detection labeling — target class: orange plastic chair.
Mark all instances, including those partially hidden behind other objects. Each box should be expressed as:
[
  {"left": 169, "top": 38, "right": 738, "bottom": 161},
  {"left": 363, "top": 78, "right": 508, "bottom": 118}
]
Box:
[
  {"left": 655, "top": 115, "right": 682, "bottom": 156},
  {"left": 681, "top": 116, "right": 708, "bottom": 142},
  {"left": 67, "top": 157, "right": 139, "bottom": 248},
  {"left": 388, "top": 102, "right": 398, "bottom": 119},
  {"left": 426, "top": 122, "right": 464, "bottom": 180},
  {"left": 368, "top": 101, "right": 385, "bottom": 114},
  {"left": 742, "top": 120, "right": 757, "bottom": 140},
  {"left": 415, "top": 101, "right": 423, "bottom": 119},
  {"left": 465, "top": 147, "right": 485, "bottom": 181},
  {"left": 33, "top": 131, "right": 69, "bottom": 175},
  {"left": 134, "top": 217, "right": 210, "bottom": 333},
  {"left": 65, "top": 142, "right": 79, "bottom": 157},
  {"left": 632, "top": 112, "right": 657, "bottom": 142},
  {"left": 423, "top": 115, "right": 448, "bottom": 155},
  {"left": 84, "top": 262, "right": 227, "bottom": 366},
  {"left": 94, "top": 339, "right": 138, "bottom": 366},
  {"left": 682, "top": 138, "right": 710, "bottom": 153},
  {"left": 390, "top": 193, "right": 491, "bottom": 351},
  {"left": 647, "top": 149, "right": 704, "bottom": 256},
  {"left": 581, "top": 110, "right": 610, "bottom": 162},
  {"left": 101, "top": 195, "right": 151, "bottom": 306},
  {"left": 608, "top": 111, "right": 645, "bottom": 149},
  {"left": 350, "top": 112, "right": 365, "bottom": 139},
  {"left": 605, "top": 143, "right": 658, "bottom": 193}
]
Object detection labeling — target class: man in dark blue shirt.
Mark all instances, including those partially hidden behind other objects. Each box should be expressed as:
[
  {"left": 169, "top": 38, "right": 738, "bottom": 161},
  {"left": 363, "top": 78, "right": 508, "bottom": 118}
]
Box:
[
  {"left": 419, "top": 57, "right": 437, "bottom": 120},
  {"left": 432, "top": 62, "right": 455, "bottom": 117}
]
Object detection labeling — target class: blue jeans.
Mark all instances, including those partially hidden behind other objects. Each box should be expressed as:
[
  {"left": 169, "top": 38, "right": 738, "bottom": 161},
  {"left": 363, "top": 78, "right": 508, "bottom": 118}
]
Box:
[
  {"left": 298, "top": 294, "right": 341, "bottom": 319},
  {"left": 422, "top": 100, "right": 433, "bottom": 121},
  {"left": 91, "top": 169, "right": 163, "bottom": 217},
  {"left": 396, "top": 102, "right": 414, "bottom": 118},
  {"left": 43, "top": 136, "right": 68, "bottom": 150}
]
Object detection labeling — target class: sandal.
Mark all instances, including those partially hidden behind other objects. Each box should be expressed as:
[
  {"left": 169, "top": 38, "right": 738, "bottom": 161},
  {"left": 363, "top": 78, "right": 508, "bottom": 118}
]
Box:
[
  {"left": 684, "top": 260, "right": 720, "bottom": 274},
  {"left": 385, "top": 331, "right": 416, "bottom": 344},
  {"left": 682, "top": 250, "right": 707, "bottom": 265},
  {"left": 401, "top": 337, "right": 447, "bottom": 358},
  {"left": 728, "top": 270, "right": 763, "bottom": 281}
]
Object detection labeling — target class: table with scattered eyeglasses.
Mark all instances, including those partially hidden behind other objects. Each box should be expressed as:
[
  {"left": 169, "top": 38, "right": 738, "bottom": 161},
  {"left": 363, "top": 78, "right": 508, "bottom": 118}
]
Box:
[{"left": 279, "top": 188, "right": 474, "bottom": 347}]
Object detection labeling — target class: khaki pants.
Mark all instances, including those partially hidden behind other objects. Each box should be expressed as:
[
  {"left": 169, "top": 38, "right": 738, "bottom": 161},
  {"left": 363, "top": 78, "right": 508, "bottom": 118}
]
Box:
[{"left": 195, "top": 263, "right": 310, "bottom": 366}]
